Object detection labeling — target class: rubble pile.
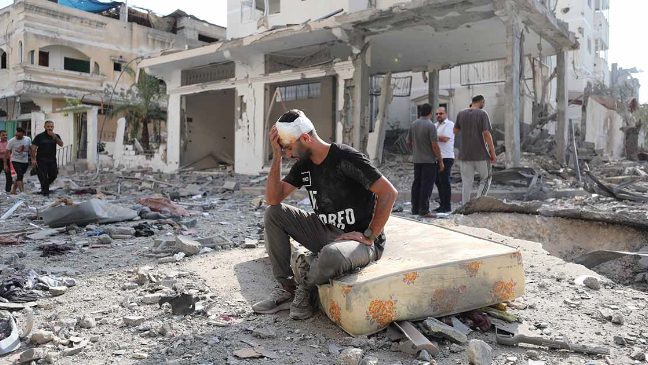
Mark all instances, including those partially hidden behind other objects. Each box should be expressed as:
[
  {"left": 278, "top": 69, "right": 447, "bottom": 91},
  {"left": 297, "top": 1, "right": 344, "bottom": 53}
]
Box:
[{"left": 0, "top": 157, "right": 644, "bottom": 363}]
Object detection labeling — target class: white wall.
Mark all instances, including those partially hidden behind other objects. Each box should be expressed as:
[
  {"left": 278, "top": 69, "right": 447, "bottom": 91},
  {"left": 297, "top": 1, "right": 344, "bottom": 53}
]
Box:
[
  {"left": 226, "top": 0, "right": 363, "bottom": 39},
  {"left": 584, "top": 98, "right": 624, "bottom": 158}
]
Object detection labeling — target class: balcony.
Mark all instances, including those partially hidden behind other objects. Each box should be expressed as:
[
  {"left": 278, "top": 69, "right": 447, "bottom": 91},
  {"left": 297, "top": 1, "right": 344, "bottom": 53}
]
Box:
[
  {"left": 594, "top": 11, "right": 609, "bottom": 51},
  {"left": 14, "top": 64, "right": 107, "bottom": 98}
]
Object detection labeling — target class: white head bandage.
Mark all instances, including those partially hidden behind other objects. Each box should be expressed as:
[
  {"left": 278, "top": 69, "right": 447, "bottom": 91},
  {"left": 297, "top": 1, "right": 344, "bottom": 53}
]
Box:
[{"left": 275, "top": 110, "right": 314, "bottom": 145}]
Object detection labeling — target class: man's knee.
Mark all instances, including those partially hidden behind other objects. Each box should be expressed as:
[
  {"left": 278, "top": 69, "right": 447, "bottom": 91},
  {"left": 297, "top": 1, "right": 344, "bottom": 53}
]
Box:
[
  {"left": 264, "top": 204, "right": 285, "bottom": 225},
  {"left": 316, "top": 245, "right": 347, "bottom": 276}
]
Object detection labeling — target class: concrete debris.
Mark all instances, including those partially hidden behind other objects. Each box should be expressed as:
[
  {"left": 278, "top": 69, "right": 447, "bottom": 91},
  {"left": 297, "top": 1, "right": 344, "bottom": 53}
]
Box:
[
  {"left": 61, "top": 339, "right": 88, "bottom": 356},
  {"left": 222, "top": 181, "right": 240, "bottom": 191},
  {"left": 31, "top": 330, "right": 55, "bottom": 345},
  {"left": 0, "top": 154, "right": 646, "bottom": 364},
  {"left": 49, "top": 286, "right": 67, "bottom": 296},
  {"left": 582, "top": 276, "right": 601, "bottom": 290},
  {"left": 420, "top": 317, "right": 468, "bottom": 344},
  {"left": 338, "top": 347, "right": 364, "bottom": 365},
  {"left": 78, "top": 315, "right": 96, "bottom": 329},
  {"left": 175, "top": 236, "right": 202, "bottom": 256},
  {"left": 158, "top": 293, "right": 197, "bottom": 315},
  {"left": 123, "top": 316, "right": 145, "bottom": 327},
  {"left": 467, "top": 339, "right": 493, "bottom": 365},
  {"left": 610, "top": 313, "right": 624, "bottom": 325},
  {"left": 19, "top": 348, "right": 46, "bottom": 363}
]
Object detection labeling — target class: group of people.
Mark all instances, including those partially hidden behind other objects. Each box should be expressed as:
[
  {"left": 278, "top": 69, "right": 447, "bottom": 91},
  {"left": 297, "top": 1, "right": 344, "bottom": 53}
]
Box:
[
  {"left": 0, "top": 121, "right": 64, "bottom": 197},
  {"left": 408, "top": 95, "right": 497, "bottom": 216}
]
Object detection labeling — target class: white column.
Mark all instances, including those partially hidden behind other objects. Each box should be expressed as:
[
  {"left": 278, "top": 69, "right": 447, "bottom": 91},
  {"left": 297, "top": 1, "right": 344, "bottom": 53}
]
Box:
[
  {"left": 86, "top": 106, "right": 99, "bottom": 170},
  {"left": 555, "top": 50, "right": 569, "bottom": 164},
  {"left": 504, "top": 19, "right": 522, "bottom": 167},
  {"left": 428, "top": 66, "right": 440, "bottom": 110},
  {"left": 31, "top": 111, "right": 45, "bottom": 137},
  {"left": 165, "top": 93, "right": 181, "bottom": 172},
  {"left": 351, "top": 45, "right": 369, "bottom": 151},
  {"left": 113, "top": 117, "right": 126, "bottom": 167},
  {"left": 233, "top": 53, "right": 265, "bottom": 175}
]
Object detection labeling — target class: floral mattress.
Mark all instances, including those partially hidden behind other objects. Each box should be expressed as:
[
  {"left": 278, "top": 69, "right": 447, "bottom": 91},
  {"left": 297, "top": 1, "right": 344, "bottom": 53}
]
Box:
[{"left": 317, "top": 216, "right": 525, "bottom": 336}]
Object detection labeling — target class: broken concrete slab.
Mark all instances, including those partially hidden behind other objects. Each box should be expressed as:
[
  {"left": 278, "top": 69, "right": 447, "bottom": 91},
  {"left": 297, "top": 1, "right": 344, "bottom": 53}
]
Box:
[
  {"left": 41, "top": 199, "right": 138, "bottom": 228},
  {"left": 175, "top": 236, "right": 202, "bottom": 256},
  {"left": 420, "top": 317, "right": 468, "bottom": 344},
  {"left": 27, "top": 229, "right": 62, "bottom": 240},
  {"left": 467, "top": 339, "right": 492, "bottom": 365}
]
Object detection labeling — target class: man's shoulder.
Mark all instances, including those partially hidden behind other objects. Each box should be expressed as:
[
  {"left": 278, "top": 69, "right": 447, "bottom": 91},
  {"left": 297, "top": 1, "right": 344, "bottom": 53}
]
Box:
[{"left": 335, "top": 143, "right": 363, "bottom": 158}]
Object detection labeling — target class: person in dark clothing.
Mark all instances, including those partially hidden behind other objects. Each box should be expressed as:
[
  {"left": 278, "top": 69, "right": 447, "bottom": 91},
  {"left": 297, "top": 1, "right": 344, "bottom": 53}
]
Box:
[
  {"left": 406, "top": 103, "right": 444, "bottom": 217},
  {"left": 252, "top": 109, "right": 398, "bottom": 320},
  {"left": 31, "top": 121, "right": 63, "bottom": 196}
]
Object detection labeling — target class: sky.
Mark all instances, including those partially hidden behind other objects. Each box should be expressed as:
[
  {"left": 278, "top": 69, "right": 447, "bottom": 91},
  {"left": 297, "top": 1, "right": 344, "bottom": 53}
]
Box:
[{"left": 1, "top": 0, "right": 646, "bottom": 102}]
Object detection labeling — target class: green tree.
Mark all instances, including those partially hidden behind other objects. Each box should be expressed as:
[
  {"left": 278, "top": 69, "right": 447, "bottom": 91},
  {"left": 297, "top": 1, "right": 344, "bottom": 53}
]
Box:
[{"left": 110, "top": 68, "right": 166, "bottom": 151}]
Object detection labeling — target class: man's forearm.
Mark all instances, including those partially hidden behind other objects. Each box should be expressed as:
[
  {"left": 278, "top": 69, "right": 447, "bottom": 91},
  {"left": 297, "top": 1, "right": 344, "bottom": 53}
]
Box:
[
  {"left": 265, "top": 154, "right": 283, "bottom": 204},
  {"left": 369, "top": 190, "right": 398, "bottom": 236},
  {"left": 432, "top": 143, "right": 442, "bottom": 163},
  {"left": 483, "top": 131, "right": 496, "bottom": 158}
]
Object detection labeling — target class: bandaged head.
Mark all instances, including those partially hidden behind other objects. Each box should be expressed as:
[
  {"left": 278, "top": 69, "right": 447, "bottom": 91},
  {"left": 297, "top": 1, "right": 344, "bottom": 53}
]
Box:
[{"left": 275, "top": 109, "right": 314, "bottom": 146}]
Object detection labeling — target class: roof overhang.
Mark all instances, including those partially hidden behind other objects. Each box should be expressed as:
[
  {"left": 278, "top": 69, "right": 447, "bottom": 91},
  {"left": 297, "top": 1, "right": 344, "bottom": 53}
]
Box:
[{"left": 140, "top": 0, "right": 578, "bottom": 78}]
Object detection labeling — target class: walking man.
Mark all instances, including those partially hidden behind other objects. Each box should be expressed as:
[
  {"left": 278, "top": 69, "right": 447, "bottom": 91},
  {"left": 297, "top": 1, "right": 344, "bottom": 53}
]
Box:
[
  {"left": 31, "top": 121, "right": 64, "bottom": 196},
  {"left": 433, "top": 107, "right": 455, "bottom": 213},
  {"left": 0, "top": 130, "right": 12, "bottom": 193},
  {"left": 252, "top": 109, "right": 398, "bottom": 320},
  {"left": 7, "top": 127, "right": 31, "bottom": 194},
  {"left": 453, "top": 95, "right": 497, "bottom": 205},
  {"left": 406, "top": 103, "right": 444, "bottom": 217}
]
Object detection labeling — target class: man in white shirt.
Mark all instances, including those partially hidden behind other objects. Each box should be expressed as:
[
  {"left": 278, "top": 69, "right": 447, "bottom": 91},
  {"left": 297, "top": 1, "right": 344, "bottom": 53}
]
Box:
[
  {"left": 7, "top": 127, "right": 31, "bottom": 194},
  {"left": 433, "top": 107, "right": 455, "bottom": 213}
]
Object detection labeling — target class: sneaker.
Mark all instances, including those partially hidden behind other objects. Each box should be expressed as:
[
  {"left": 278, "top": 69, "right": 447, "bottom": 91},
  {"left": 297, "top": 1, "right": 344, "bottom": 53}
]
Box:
[
  {"left": 251, "top": 287, "right": 294, "bottom": 314},
  {"left": 289, "top": 285, "right": 315, "bottom": 320}
]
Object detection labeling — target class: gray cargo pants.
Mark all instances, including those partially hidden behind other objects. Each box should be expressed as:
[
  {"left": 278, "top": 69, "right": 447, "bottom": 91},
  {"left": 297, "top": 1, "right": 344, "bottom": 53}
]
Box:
[
  {"left": 459, "top": 160, "right": 492, "bottom": 205},
  {"left": 265, "top": 204, "right": 383, "bottom": 288}
]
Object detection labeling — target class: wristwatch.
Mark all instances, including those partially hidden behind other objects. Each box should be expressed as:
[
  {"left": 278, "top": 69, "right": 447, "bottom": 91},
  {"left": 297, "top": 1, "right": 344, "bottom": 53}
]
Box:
[{"left": 363, "top": 228, "right": 377, "bottom": 242}]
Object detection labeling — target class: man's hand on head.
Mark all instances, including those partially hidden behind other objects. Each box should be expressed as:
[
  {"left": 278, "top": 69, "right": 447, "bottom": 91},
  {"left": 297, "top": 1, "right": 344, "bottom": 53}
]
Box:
[
  {"left": 269, "top": 126, "right": 283, "bottom": 154},
  {"left": 335, "top": 231, "right": 373, "bottom": 246}
]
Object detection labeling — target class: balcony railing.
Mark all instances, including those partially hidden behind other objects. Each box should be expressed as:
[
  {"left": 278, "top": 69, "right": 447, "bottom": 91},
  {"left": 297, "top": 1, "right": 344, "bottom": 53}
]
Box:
[{"left": 57, "top": 144, "right": 74, "bottom": 167}]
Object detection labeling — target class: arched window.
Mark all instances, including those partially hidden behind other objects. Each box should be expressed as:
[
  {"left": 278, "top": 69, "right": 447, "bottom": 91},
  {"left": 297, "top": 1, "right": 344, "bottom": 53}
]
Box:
[
  {"left": 93, "top": 61, "right": 100, "bottom": 75},
  {"left": 0, "top": 49, "right": 7, "bottom": 69}
]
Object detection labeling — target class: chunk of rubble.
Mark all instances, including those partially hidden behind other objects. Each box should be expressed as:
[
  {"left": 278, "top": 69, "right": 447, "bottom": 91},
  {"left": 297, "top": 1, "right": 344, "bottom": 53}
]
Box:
[
  {"left": 123, "top": 316, "right": 145, "bottom": 327},
  {"left": 338, "top": 347, "right": 363, "bottom": 365},
  {"left": 420, "top": 317, "right": 468, "bottom": 344},
  {"left": 19, "top": 348, "right": 46, "bottom": 363},
  {"left": 467, "top": 339, "right": 492, "bottom": 365},
  {"left": 49, "top": 286, "right": 67, "bottom": 296},
  {"left": 175, "top": 236, "right": 202, "bottom": 256},
  {"left": 31, "top": 330, "right": 55, "bottom": 345}
]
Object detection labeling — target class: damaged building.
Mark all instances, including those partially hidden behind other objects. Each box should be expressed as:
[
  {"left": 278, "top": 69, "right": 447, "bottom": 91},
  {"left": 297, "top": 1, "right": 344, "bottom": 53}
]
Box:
[
  {"left": 140, "top": 0, "right": 578, "bottom": 174},
  {"left": 0, "top": 0, "right": 224, "bottom": 169}
]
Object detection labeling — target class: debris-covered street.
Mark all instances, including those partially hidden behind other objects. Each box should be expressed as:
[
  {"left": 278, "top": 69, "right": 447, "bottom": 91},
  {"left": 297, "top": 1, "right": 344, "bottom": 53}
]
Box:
[{"left": 0, "top": 156, "right": 646, "bottom": 365}]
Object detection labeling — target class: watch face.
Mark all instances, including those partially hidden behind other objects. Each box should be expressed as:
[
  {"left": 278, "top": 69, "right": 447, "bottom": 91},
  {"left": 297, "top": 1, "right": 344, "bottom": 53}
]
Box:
[{"left": 363, "top": 228, "right": 372, "bottom": 237}]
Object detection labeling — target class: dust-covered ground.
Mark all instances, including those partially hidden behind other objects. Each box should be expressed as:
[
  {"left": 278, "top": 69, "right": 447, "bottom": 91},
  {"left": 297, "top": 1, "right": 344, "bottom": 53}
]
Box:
[{"left": 0, "top": 163, "right": 646, "bottom": 365}]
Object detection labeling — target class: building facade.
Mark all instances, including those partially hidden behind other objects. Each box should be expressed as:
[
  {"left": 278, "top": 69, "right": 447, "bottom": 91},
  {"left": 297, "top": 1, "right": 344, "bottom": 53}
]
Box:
[
  {"left": 141, "top": 0, "right": 577, "bottom": 174},
  {"left": 0, "top": 0, "right": 224, "bottom": 168}
]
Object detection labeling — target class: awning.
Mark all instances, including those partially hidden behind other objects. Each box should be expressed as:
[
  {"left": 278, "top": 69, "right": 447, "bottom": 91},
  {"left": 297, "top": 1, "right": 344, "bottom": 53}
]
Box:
[{"left": 56, "top": 0, "right": 122, "bottom": 14}]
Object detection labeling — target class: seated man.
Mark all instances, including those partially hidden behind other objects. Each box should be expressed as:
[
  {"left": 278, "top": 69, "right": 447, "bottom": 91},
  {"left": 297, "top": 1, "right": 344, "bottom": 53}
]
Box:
[{"left": 253, "top": 110, "right": 398, "bottom": 320}]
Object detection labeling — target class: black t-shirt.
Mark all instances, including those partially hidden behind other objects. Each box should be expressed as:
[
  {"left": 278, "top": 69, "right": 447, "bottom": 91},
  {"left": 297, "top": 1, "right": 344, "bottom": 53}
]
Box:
[
  {"left": 283, "top": 144, "right": 382, "bottom": 233},
  {"left": 33, "top": 131, "right": 61, "bottom": 160}
]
